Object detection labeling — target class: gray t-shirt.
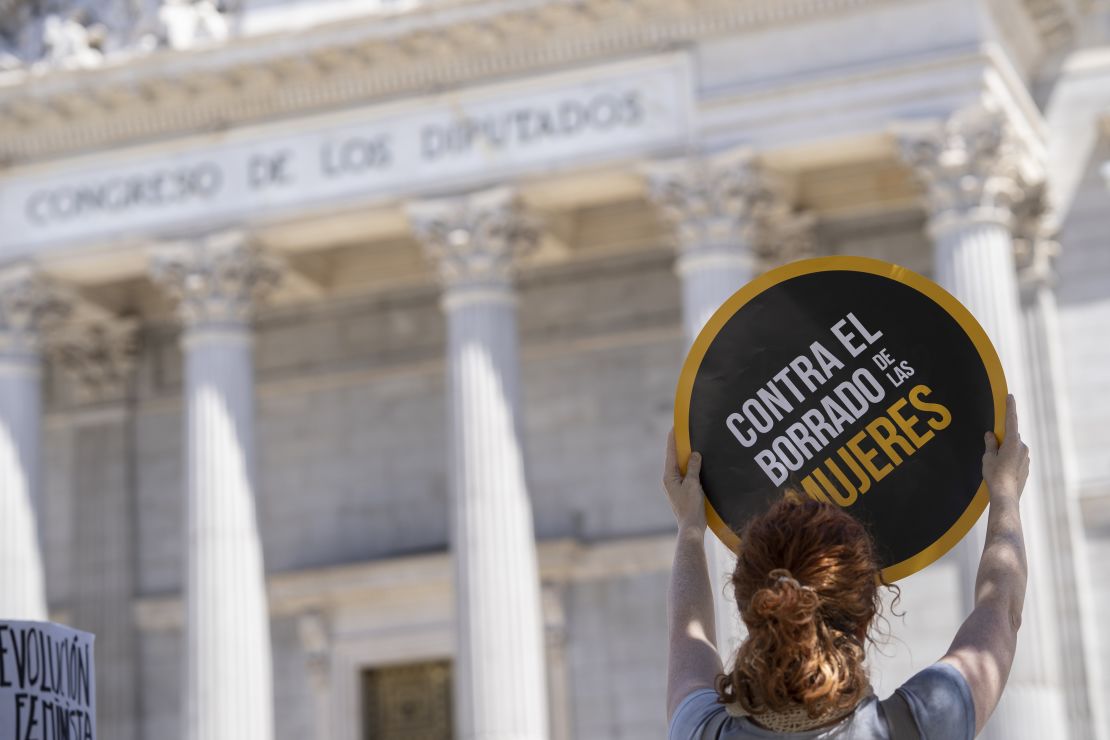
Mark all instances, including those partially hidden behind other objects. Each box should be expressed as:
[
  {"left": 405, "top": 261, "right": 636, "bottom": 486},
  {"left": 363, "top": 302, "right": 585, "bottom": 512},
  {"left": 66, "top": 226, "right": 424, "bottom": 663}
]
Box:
[{"left": 668, "top": 663, "right": 975, "bottom": 740}]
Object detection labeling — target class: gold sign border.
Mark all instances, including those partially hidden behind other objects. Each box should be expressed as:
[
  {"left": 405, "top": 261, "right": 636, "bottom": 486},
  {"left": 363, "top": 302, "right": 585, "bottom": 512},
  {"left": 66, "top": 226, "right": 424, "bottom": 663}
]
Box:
[{"left": 673, "top": 256, "right": 1008, "bottom": 583}]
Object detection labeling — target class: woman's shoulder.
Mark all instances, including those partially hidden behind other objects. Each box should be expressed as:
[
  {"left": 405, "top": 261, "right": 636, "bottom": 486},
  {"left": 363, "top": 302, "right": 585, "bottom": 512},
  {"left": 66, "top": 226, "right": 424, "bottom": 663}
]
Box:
[
  {"left": 887, "top": 662, "right": 976, "bottom": 740},
  {"left": 668, "top": 688, "right": 727, "bottom": 740},
  {"left": 667, "top": 670, "right": 973, "bottom": 740},
  {"left": 668, "top": 690, "right": 890, "bottom": 739}
]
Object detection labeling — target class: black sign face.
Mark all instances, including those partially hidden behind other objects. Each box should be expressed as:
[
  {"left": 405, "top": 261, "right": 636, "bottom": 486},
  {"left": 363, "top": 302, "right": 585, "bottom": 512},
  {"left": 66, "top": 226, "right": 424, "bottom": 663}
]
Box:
[{"left": 674, "top": 257, "right": 1007, "bottom": 582}]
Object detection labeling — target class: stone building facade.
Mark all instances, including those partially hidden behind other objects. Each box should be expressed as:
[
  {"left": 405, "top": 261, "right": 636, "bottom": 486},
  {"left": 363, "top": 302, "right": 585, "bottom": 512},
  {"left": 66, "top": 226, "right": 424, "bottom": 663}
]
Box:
[{"left": 0, "top": 1, "right": 1108, "bottom": 739}]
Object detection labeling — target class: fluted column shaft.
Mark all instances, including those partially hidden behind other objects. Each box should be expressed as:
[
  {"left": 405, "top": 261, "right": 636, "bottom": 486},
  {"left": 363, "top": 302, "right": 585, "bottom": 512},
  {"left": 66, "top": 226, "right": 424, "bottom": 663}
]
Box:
[
  {"left": 934, "top": 217, "right": 1027, "bottom": 374},
  {"left": 151, "top": 233, "right": 279, "bottom": 740},
  {"left": 900, "top": 104, "right": 1066, "bottom": 740},
  {"left": 677, "top": 252, "right": 757, "bottom": 343},
  {"left": 676, "top": 259, "right": 752, "bottom": 663},
  {"left": 1018, "top": 246, "right": 1107, "bottom": 740},
  {"left": 447, "top": 292, "right": 547, "bottom": 740},
  {"left": 933, "top": 215, "right": 1066, "bottom": 739},
  {"left": 0, "top": 264, "right": 66, "bottom": 619},
  {"left": 0, "top": 343, "right": 46, "bottom": 619},
  {"left": 410, "top": 188, "right": 549, "bottom": 740},
  {"left": 183, "top": 328, "right": 273, "bottom": 740}
]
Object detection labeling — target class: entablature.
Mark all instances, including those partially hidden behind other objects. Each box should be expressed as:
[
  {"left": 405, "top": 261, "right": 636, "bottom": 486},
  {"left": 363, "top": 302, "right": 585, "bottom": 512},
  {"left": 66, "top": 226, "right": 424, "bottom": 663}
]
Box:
[{"left": 0, "top": 0, "right": 1085, "bottom": 166}]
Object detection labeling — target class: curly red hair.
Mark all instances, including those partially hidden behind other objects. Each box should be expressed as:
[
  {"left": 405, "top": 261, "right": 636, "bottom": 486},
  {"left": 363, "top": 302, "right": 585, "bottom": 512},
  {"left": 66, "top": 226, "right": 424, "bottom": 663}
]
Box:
[{"left": 715, "top": 497, "right": 896, "bottom": 720}]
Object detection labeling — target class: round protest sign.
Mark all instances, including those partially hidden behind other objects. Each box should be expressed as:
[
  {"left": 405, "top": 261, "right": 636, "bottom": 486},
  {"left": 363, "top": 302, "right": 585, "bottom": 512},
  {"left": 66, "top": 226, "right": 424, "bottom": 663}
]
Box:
[{"left": 674, "top": 256, "right": 1006, "bottom": 582}]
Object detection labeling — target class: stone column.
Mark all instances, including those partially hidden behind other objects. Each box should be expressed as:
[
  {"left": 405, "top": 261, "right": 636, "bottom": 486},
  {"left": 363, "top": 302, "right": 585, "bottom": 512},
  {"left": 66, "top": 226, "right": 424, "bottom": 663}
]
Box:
[
  {"left": 898, "top": 103, "right": 1067, "bottom": 739},
  {"left": 644, "top": 149, "right": 764, "bottom": 339},
  {"left": 643, "top": 148, "right": 806, "bottom": 661},
  {"left": 1015, "top": 227, "right": 1107, "bottom": 740},
  {"left": 408, "top": 187, "right": 549, "bottom": 740},
  {"left": 0, "top": 263, "right": 67, "bottom": 619},
  {"left": 150, "top": 231, "right": 281, "bottom": 740}
]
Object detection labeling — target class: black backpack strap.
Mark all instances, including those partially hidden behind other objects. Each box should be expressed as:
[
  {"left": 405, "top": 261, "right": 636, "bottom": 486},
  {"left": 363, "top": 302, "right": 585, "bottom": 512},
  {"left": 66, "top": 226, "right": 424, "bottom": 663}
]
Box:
[{"left": 880, "top": 692, "right": 922, "bottom": 740}]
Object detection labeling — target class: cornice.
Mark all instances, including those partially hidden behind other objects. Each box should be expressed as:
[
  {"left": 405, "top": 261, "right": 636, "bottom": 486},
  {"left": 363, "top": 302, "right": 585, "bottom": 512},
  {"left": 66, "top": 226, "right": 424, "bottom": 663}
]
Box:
[{"left": 0, "top": 0, "right": 891, "bottom": 165}]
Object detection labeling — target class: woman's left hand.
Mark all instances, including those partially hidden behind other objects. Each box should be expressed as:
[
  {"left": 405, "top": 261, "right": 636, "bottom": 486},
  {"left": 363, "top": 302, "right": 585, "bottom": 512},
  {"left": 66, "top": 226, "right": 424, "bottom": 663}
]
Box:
[{"left": 663, "top": 427, "right": 707, "bottom": 532}]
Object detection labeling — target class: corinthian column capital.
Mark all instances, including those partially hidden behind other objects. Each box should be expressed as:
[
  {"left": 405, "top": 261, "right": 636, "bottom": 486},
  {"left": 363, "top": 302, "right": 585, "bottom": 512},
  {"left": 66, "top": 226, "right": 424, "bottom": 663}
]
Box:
[
  {"left": 149, "top": 230, "right": 283, "bottom": 330},
  {"left": 0, "top": 262, "right": 71, "bottom": 362},
  {"left": 47, "top": 318, "right": 141, "bottom": 404},
  {"left": 759, "top": 209, "right": 818, "bottom": 267},
  {"left": 896, "top": 102, "right": 1044, "bottom": 235},
  {"left": 642, "top": 148, "right": 785, "bottom": 264},
  {"left": 407, "top": 187, "right": 539, "bottom": 303}
]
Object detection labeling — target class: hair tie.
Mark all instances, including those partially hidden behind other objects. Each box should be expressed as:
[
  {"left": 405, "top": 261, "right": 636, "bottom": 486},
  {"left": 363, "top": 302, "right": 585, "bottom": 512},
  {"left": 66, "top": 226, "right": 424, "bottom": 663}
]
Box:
[{"left": 772, "top": 573, "right": 815, "bottom": 593}]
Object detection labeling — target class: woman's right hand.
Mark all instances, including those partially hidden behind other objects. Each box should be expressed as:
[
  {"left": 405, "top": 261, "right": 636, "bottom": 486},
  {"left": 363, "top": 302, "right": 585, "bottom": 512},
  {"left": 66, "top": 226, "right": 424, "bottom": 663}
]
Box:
[
  {"left": 982, "top": 394, "right": 1030, "bottom": 502},
  {"left": 663, "top": 428, "right": 707, "bottom": 533}
]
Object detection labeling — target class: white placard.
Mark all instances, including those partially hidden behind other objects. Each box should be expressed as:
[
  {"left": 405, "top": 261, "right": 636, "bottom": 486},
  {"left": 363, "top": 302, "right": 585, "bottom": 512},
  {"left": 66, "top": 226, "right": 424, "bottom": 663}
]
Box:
[
  {"left": 0, "top": 621, "right": 96, "bottom": 740},
  {"left": 0, "top": 56, "right": 692, "bottom": 257}
]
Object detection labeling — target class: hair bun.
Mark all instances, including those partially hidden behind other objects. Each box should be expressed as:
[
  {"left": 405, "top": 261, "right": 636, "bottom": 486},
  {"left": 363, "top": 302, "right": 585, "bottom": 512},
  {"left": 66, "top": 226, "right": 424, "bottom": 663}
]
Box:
[
  {"left": 750, "top": 568, "right": 820, "bottom": 623},
  {"left": 721, "top": 498, "right": 883, "bottom": 719}
]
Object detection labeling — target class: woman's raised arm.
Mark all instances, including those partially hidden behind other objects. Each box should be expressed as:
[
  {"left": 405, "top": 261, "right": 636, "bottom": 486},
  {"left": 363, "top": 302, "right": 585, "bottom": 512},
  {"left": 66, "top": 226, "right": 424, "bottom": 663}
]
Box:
[
  {"left": 662, "top": 430, "right": 724, "bottom": 725},
  {"left": 940, "top": 394, "right": 1031, "bottom": 736}
]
